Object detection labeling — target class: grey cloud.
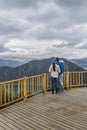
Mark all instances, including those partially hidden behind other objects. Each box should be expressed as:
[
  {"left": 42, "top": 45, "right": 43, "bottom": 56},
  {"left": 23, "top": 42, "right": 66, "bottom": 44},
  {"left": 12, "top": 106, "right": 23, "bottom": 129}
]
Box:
[
  {"left": 0, "top": 0, "right": 87, "bottom": 60},
  {"left": 54, "top": 0, "right": 87, "bottom": 8},
  {"left": 0, "top": 22, "right": 22, "bottom": 35},
  {"left": 54, "top": 0, "right": 87, "bottom": 25},
  {"left": 26, "top": 0, "right": 87, "bottom": 32},
  {"left": 29, "top": 24, "right": 83, "bottom": 45},
  {"left": 0, "top": 18, "right": 27, "bottom": 40},
  {"left": 27, "top": 6, "right": 59, "bottom": 23},
  {"left": 0, "top": 44, "right": 9, "bottom": 52},
  {"left": 77, "top": 42, "right": 87, "bottom": 49},
  {"left": 0, "top": 0, "right": 47, "bottom": 9},
  {"left": 52, "top": 41, "right": 68, "bottom": 48}
]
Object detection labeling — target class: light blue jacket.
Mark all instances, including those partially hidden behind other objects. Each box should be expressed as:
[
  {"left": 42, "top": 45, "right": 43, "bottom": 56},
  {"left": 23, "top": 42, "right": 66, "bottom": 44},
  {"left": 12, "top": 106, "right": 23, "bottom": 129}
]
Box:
[{"left": 57, "top": 60, "right": 64, "bottom": 74}]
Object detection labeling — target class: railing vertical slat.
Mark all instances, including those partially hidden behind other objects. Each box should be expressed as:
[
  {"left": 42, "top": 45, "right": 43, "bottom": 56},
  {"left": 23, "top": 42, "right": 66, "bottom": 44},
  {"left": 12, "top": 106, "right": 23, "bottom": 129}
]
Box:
[
  {"left": 32, "top": 77, "right": 34, "bottom": 95},
  {"left": 76, "top": 73, "right": 78, "bottom": 85},
  {"left": 0, "top": 84, "right": 2, "bottom": 107},
  {"left": 24, "top": 77, "right": 27, "bottom": 102},
  {"left": 78, "top": 72, "right": 80, "bottom": 85},
  {"left": 12, "top": 82, "right": 13, "bottom": 101},
  {"left": 42, "top": 73, "right": 47, "bottom": 94},
  {"left": 18, "top": 80, "right": 20, "bottom": 99},
  {"left": 21, "top": 80, "right": 23, "bottom": 98},
  {"left": 8, "top": 83, "right": 10, "bottom": 102},
  {"left": 4, "top": 84, "right": 6, "bottom": 104},
  {"left": 65, "top": 71, "right": 69, "bottom": 89}
]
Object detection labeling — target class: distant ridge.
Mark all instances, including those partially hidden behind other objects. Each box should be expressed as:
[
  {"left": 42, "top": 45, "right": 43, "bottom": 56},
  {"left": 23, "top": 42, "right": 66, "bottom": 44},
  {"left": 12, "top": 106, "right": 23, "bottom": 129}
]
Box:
[
  {"left": 71, "top": 58, "right": 87, "bottom": 70},
  {"left": 0, "top": 57, "right": 84, "bottom": 82},
  {"left": 0, "top": 59, "right": 23, "bottom": 67}
]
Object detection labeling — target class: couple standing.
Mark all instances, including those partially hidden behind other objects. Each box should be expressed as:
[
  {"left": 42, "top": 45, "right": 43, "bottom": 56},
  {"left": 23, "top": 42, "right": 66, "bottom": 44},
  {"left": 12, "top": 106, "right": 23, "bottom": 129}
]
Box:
[{"left": 49, "top": 57, "right": 64, "bottom": 94}]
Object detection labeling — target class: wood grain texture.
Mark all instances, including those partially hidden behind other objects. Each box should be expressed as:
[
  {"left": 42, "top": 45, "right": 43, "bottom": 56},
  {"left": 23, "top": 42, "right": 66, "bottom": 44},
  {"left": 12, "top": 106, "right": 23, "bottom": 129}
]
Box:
[{"left": 0, "top": 87, "right": 87, "bottom": 130}]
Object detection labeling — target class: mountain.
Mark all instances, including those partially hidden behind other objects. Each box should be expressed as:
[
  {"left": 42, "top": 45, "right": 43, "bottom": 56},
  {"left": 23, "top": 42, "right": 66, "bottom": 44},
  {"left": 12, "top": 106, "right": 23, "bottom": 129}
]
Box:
[
  {"left": 0, "top": 57, "right": 84, "bottom": 82},
  {"left": 71, "top": 58, "right": 87, "bottom": 70},
  {"left": 0, "top": 60, "right": 23, "bottom": 67}
]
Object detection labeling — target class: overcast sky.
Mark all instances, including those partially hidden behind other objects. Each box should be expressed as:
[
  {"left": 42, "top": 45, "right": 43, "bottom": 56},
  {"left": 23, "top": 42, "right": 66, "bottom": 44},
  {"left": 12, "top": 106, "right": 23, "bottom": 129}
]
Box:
[{"left": 0, "top": 0, "right": 87, "bottom": 62}]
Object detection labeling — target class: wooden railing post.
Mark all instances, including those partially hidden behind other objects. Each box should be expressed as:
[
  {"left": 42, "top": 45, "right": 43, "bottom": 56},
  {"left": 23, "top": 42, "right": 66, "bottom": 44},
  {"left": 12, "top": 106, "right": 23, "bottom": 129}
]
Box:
[
  {"left": 42, "top": 73, "right": 47, "bottom": 94},
  {"left": 32, "top": 77, "right": 34, "bottom": 95},
  {"left": 0, "top": 84, "right": 2, "bottom": 108},
  {"left": 24, "top": 77, "right": 27, "bottom": 102},
  {"left": 65, "top": 71, "right": 69, "bottom": 90}
]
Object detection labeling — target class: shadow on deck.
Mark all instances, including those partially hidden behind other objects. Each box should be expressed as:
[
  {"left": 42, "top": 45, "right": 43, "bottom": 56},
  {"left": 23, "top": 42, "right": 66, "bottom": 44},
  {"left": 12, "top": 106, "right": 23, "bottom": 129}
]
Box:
[{"left": 0, "top": 87, "right": 87, "bottom": 130}]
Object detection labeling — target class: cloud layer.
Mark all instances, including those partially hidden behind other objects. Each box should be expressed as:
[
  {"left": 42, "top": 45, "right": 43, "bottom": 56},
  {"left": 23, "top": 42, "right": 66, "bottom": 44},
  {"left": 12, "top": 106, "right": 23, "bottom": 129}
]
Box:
[{"left": 0, "top": 0, "right": 87, "bottom": 61}]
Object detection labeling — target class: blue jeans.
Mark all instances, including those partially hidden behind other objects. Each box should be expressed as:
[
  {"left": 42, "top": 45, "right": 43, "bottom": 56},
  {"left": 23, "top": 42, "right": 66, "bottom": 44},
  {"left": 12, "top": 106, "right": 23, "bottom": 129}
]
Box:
[
  {"left": 51, "top": 77, "right": 59, "bottom": 94},
  {"left": 59, "top": 73, "right": 64, "bottom": 93}
]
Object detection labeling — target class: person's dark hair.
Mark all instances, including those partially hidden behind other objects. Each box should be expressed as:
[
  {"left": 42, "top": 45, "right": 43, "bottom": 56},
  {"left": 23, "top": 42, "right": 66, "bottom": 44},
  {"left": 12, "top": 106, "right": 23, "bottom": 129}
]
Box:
[
  {"left": 56, "top": 57, "right": 59, "bottom": 61},
  {"left": 53, "top": 63, "right": 55, "bottom": 71}
]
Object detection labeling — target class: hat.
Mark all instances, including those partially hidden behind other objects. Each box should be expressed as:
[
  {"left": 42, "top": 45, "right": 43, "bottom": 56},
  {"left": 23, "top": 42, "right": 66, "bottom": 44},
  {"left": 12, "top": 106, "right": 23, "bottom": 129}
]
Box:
[
  {"left": 52, "top": 58, "right": 56, "bottom": 63},
  {"left": 59, "top": 60, "right": 64, "bottom": 63}
]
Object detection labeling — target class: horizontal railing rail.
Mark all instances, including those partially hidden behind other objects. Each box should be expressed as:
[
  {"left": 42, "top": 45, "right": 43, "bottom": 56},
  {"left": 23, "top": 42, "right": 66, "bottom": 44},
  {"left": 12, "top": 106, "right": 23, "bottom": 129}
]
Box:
[{"left": 0, "top": 71, "right": 87, "bottom": 108}]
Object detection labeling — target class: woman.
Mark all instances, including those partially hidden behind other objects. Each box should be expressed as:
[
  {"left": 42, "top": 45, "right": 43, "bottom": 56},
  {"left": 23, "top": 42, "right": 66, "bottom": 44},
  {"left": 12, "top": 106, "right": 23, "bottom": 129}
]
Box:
[{"left": 49, "top": 58, "right": 60, "bottom": 94}]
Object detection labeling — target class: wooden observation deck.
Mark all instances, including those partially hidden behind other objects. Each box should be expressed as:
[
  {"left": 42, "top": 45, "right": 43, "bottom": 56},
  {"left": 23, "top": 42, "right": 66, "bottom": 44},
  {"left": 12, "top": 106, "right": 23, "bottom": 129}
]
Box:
[
  {"left": 0, "top": 88, "right": 87, "bottom": 130},
  {"left": 0, "top": 71, "right": 87, "bottom": 130}
]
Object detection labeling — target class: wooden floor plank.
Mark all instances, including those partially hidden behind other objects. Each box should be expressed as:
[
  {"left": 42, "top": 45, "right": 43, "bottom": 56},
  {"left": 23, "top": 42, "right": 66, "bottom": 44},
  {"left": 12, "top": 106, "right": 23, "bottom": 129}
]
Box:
[
  {"left": 11, "top": 104, "right": 79, "bottom": 130},
  {"left": 0, "top": 87, "right": 87, "bottom": 130},
  {"left": 0, "top": 120, "right": 13, "bottom": 130},
  {"left": 0, "top": 126, "right": 6, "bottom": 130}
]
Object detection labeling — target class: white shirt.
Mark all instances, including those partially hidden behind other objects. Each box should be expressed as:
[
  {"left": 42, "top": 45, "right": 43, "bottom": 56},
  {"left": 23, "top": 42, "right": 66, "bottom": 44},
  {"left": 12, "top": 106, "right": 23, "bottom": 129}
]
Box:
[{"left": 49, "top": 64, "right": 60, "bottom": 78}]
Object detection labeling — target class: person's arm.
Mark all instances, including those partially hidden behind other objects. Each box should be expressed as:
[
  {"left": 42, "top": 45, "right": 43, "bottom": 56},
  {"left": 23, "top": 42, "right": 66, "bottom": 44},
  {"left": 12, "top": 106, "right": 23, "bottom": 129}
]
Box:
[
  {"left": 57, "top": 65, "right": 60, "bottom": 74},
  {"left": 49, "top": 65, "right": 52, "bottom": 73}
]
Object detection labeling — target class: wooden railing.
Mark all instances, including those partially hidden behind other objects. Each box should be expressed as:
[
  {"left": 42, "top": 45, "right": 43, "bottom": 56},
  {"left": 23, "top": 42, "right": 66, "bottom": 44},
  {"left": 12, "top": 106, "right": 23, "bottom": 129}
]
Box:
[
  {"left": 64, "top": 71, "right": 87, "bottom": 89},
  {"left": 0, "top": 71, "right": 87, "bottom": 108}
]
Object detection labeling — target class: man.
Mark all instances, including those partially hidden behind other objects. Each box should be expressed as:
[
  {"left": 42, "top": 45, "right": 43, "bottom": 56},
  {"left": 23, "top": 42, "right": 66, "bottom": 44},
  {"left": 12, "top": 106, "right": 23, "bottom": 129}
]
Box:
[{"left": 56, "top": 57, "right": 64, "bottom": 93}]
